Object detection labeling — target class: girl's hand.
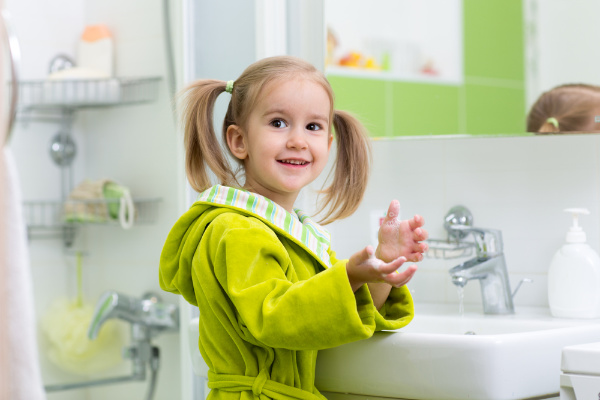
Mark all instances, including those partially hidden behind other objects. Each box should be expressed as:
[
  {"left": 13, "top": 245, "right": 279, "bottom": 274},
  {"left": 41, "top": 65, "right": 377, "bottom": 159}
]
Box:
[
  {"left": 346, "top": 245, "right": 417, "bottom": 292},
  {"left": 376, "top": 200, "right": 428, "bottom": 263}
]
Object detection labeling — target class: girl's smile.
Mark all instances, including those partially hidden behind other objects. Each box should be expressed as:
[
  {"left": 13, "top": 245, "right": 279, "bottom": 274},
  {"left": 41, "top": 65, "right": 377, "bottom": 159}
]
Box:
[
  {"left": 278, "top": 159, "right": 309, "bottom": 166},
  {"left": 226, "top": 77, "right": 333, "bottom": 211}
]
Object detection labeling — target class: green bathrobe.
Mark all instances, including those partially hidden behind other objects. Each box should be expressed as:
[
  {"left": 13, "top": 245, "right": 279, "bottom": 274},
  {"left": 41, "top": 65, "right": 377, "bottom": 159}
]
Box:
[{"left": 160, "top": 185, "right": 414, "bottom": 400}]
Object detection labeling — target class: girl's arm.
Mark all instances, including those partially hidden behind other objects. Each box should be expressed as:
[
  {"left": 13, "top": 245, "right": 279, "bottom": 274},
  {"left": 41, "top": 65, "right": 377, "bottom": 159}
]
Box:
[{"left": 367, "top": 282, "right": 393, "bottom": 310}]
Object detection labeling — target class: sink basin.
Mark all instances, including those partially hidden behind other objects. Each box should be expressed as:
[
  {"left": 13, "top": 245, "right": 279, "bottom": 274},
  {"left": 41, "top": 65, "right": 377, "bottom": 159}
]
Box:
[{"left": 315, "top": 303, "right": 600, "bottom": 400}]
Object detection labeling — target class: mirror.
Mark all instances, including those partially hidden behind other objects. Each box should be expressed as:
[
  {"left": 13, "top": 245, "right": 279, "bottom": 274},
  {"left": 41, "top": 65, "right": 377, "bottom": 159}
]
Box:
[{"left": 324, "top": 0, "right": 600, "bottom": 137}]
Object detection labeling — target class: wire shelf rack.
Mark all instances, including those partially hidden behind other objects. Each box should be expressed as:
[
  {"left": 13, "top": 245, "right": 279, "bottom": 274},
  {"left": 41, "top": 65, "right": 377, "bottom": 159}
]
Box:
[
  {"left": 14, "top": 77, "right": 161, "bottom": 109},
  {"left": 24, "top": 197, "right": 161, "bottom": 234},
  {"left": 424, "top": 238, "right": 474, "bottom": 259}
]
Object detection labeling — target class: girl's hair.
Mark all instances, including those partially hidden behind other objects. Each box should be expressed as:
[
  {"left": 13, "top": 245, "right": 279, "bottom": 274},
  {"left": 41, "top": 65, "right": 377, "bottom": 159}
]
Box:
[
  {"left": 527, "top": 84, "right": 600, "bottom": 133},
  {"left": 179, "top": 55, "right": 372, "bottom": 225}
]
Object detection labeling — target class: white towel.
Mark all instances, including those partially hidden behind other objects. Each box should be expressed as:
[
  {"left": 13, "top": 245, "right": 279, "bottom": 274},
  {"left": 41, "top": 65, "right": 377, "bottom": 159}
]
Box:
[{"left": 0, "top": 147, "right": 46, "bottom": 400}]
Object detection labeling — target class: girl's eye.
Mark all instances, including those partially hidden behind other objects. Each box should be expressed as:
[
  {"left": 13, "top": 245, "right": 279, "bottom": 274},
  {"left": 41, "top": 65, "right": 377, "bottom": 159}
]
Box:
[
  {"left": 270, "top": 119, "right": 288, "bottom": 128},
  {"left": 306, "top": 123, "right": 321, "bottom": 131}
]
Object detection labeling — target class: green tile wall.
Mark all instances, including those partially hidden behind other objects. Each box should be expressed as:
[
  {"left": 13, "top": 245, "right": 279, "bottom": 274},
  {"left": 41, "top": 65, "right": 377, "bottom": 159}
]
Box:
[
  {"left": 326, "top": 0, "right": 526, "bottom": 137},
  {"left": 464, "top": 83, "right": 526, "bottom": 135},
  {"left": 463, "top": 0, "right": 526, "bottom": 135},
  {"left": 327, "top": 76, "right": 388, "bottom": 138},
  {"left": 392, "top": 82, "right": 460, "bottom": 136},
  {"left": 463, "top": 0, "right": 525, "bottom": 81}
]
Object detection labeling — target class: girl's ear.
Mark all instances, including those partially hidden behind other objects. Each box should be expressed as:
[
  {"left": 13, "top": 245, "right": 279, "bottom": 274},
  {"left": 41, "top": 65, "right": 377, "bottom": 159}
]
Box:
[{"left": 226, "top": 125, "right": 248, "bottom": 160}]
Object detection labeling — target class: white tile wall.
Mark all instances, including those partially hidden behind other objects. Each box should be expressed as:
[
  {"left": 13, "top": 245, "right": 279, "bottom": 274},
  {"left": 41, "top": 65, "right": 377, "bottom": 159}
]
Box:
[{"left": 6, "top": 0, "right": 84, "bottom": 79}]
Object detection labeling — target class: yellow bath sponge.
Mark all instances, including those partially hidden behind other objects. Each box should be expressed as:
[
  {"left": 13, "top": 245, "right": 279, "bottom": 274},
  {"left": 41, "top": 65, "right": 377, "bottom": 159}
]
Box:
[
  {"left": 41, "top": 252, "right": 124, "bottom": 376},
  {"left": 41, "top": 298, "right": 123, "bottom": 375}
]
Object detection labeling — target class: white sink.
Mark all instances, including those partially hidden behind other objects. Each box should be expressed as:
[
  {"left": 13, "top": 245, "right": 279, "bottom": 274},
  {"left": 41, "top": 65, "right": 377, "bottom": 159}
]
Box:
[{"left": 315, "top": 303, "right": 600, "bottom": 400}]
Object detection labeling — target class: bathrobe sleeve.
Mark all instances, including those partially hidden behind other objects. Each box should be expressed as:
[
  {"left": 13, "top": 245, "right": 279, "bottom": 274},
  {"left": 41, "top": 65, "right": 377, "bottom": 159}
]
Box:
[
  {"left": 327, "top": 249, "right": 414, "bottom": 332},
  {"left": 205, "top": 213, "right": 413, "bottom": 351}
]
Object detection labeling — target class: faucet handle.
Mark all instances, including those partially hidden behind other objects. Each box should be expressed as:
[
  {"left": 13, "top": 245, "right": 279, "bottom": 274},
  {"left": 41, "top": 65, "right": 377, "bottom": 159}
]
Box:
[
  {"left": 511, "top": 278, "right": 533, "bottom": 299},
  {"left": 139, "top": 292, "right": 179, "bottom": 333}
]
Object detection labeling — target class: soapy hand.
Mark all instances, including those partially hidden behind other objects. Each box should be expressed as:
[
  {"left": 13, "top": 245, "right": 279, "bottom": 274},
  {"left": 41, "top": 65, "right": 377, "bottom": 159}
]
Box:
[
  {"left": 346, "top": 245, "right": 417, "bottom": 292},
  {"left": 376, "top": 200, "right": 428, "bottom": 263}
]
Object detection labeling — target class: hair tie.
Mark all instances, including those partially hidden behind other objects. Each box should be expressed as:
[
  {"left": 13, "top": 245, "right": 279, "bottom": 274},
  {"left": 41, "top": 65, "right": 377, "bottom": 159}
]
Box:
[
  {"left": 546, "top": 117, "right": 559, "bottom": 129},
  {"left": 225, "top": 80, "right": 234, "bottom": 94}
]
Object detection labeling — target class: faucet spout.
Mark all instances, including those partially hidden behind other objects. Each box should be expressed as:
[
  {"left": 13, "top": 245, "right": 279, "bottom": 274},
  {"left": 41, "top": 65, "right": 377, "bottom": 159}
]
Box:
[
  {"left": 449, "top": 254, "right": 514, "bottom": 314},
  {"left": 88, "top": 291, "right": 179, "bottom": 340}
]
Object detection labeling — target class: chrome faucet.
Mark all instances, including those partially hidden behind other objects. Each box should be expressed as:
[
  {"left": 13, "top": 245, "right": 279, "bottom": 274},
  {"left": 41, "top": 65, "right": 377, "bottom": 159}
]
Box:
[
  {"left": 88, "top": 291, "right": 179, "bottom": 339},
  {"left": 443, "top": 205, "right": 516, "bottom": 314},
  {"left": 448, "top": 225, "right": 515, "bottom": 314}
]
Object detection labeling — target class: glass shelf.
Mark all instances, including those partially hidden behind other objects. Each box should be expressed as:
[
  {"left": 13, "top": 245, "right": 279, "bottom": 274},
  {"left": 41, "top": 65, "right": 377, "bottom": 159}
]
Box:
[
  {"left": 13, "top": 76, "right": 161, "bottom": 110},
  {"left": 325, "top": 67, "right": 462, "bottom": 86}
]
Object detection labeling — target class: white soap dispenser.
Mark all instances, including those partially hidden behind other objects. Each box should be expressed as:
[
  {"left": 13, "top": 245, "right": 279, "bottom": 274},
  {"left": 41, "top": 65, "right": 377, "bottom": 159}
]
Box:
[{"left": 548, "top": 208, "right": 600, "bottom": 318}]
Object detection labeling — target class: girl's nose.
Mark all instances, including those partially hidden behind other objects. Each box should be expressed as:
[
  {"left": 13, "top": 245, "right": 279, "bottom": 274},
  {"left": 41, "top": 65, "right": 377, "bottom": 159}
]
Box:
[{"left": 287, "top": 127, "right": 308, "bottom": 149}]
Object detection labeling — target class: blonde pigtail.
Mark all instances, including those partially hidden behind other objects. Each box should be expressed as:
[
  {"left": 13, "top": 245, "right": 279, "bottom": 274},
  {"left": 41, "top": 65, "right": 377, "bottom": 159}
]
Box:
[
  {"left": 317, "top": 110, "right": 372, "bottom": 225},
  {"left": 179, "top": 80, "right": 237, "bottom": 192}
]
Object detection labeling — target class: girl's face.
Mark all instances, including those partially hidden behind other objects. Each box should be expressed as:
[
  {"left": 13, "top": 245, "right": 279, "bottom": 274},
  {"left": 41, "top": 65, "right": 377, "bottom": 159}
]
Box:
[{"left": 227, "top": 77, "right": 333, "bottom": 211}]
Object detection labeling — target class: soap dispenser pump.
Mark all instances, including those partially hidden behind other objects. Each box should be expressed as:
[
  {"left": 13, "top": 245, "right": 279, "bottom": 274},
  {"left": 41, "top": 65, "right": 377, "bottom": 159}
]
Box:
[{"left": 548, "top": 208, "right": 600, "bottom": 318}]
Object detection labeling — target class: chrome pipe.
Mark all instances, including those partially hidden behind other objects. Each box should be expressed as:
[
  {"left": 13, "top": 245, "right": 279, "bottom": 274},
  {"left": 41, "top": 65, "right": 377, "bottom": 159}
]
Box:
[{"left": 44, "top": 370, "right": 145, "bottom": 392}]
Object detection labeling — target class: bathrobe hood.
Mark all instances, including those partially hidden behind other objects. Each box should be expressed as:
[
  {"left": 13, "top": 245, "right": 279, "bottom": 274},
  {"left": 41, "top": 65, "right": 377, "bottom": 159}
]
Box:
[{"left": 159, "top": 203, "right": 237, "bottom": 306}]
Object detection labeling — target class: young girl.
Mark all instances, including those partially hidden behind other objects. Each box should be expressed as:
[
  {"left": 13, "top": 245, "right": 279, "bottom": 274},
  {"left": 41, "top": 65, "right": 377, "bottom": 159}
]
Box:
[
  {"left": 527, "top": 83, "right": 600, "bottom": 133},
  {"left": 160, "top": 56, "right": 428, "bottom": 400}
]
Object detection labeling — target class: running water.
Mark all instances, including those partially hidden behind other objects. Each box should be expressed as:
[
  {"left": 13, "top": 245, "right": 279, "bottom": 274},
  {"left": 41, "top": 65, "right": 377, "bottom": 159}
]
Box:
[{"left": 456, "top": 286, "right": 465, "bottom": 316}]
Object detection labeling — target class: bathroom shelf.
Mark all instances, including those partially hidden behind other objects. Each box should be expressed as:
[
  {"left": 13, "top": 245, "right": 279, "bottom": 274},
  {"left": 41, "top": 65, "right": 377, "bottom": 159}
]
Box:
[
  {"left": 15, "top": 74, "right": 164, "bottom": 246},
  {"left": 13, "top": 76, "right": 161, "bottom": 110},
  {"left": 24, "top": 197, "right": 162, "bottom": 242},
  {"left": 325, "top": 66, "right": 462, "bottom": 86},
  {"left": 424, "top": 238, "right": 474, "bottom": 259}
]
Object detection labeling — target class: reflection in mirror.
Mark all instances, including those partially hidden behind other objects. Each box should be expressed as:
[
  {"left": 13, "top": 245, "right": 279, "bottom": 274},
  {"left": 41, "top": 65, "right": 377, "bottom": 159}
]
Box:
[
  {"left": 528, "top": 84, "right": 600, "bottom": 134},
  {"left": 324, "top": 0, "right": 600, "bottom": 138}
]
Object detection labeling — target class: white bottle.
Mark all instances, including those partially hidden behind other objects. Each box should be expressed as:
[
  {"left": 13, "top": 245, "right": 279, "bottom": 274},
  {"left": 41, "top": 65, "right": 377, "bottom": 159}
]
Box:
[
  {"left": 77, "top": 25, "right": 114, "bottom": 77},
  {"left": 548, "top": 208, "right": 600, "bottom": 318}
]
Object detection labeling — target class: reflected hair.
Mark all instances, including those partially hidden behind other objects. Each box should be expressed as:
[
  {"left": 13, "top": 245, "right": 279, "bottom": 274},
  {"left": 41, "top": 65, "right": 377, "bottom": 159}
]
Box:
[
  {"left": 527, "top": 84, "right": 600, "bottom": 133},
  {"left": 179, "top": 55, "right": 372, "bottom": 224}
]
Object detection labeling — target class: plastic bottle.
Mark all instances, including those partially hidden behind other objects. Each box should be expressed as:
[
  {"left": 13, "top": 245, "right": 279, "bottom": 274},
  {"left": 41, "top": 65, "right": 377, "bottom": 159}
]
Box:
[
  {"left": 548, "top": 208, "right": 600, "bottom": 318},
  {"left": 77, "top": 25, "right": 114, "bottom": 77}
]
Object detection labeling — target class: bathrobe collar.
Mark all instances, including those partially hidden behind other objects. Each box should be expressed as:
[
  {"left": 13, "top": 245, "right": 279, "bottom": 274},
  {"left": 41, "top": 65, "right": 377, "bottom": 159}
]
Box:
[{"left": 196, "top": 185, "right": 332, "bottom": 268}]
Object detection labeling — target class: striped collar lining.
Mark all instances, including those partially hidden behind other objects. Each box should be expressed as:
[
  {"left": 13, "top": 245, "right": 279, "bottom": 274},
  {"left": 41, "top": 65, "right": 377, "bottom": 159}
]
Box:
[{"left": 197, "top": 185, "right": 331, "bottom": 268}]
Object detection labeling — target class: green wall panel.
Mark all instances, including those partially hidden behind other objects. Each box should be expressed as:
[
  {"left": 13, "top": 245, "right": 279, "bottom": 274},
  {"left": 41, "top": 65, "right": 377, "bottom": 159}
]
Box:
[
  {"left": 327, "top": 76, "right": 388, "bottom": 138},
  {"left": 464, "top": 84, "right": 526, "bottom": 135},
  {"left": 464, "top": 0, "right": 524, "bottom": 81},
  {"left": 392, "top": 82, "right": 460, "bottom": 136}
]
